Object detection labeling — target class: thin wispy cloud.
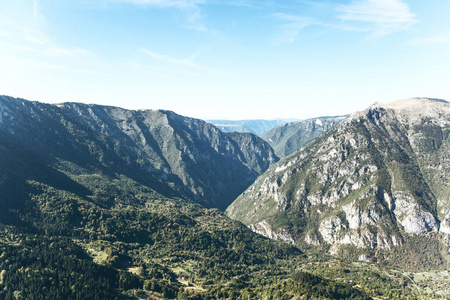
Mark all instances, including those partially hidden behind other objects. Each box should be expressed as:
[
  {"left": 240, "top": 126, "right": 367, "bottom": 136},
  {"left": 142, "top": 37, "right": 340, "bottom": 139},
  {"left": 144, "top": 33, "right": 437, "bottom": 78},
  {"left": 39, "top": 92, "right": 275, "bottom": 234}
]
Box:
[
  {"left": 214, "top": 0, "right": 269, "bottom": 9},
  {"left": 0, "top": 1, "right": 92, "bottom": 60},
  {"left": 410, "top": 32, "right": 450, "bottom": 45},
  {"left": 1, "top": 38, "right": 91, "bottom": 58},
  {"left": 140, "top": 48, "right": 197, "bottom": 67},
  {"left": 295, "top": 0, "right": 327, "bottom": 7},
  {"left": 0, "top": 42, "right": 37, "bottom": 52},
  {"left": 274, "top": 22, "right": 308, "bottom": 45},
  {"left": 112, "top": 0, "right": 204, "bottom": 8},
  {"left": 1, "top": 55, "right": 107, "bottom": 76},
  {"left": 112, "top": 0, "right": 214, "bottom": 33},
  {"left": 33, "top": 1, "right": 39, "bottom": 18},
  {"left": 45, "top": 47, "right": 91, "bottom": 57},
  {"left": 33, "top": 0, "right": 43, "bottom": 21},
  {"left": 137, "top": 48, "right": 235, "bottom": 80},
  {"left": 337, "top": 0, "right": 417, "bottom": 37},
  {"left": 271, "top": 13, "right": 311, "bottom": 45},
  {"left": 0, "top": 2, "right": 49, "bottom": 47},
  {"left": 180, "top": 5, "right": 213, "bottom": 33},
  {"left": 128, "top": 62, "right": 176, "bottom": 73},
  {"left": 127, "top": 62, "right": 203, "bottom": 78},
  {"left": 30, "top": 61, "right": 107, "bottom": 75},
  {"left": 24, "top": 34, "right": 47, "bottom": 45}
]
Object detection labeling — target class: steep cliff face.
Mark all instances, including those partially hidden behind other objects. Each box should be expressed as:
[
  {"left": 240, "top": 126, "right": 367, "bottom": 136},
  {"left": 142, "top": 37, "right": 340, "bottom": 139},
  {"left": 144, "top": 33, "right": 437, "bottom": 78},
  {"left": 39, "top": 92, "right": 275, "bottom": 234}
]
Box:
[
  {"left": 0, "top": 95, "right": 277, "bottom": 210},
  {"left": 261, "top": 116, "right": 347, "bottom": 158},
  {"left": 227, "top": 98, "right": 450, "bottom": 256}
]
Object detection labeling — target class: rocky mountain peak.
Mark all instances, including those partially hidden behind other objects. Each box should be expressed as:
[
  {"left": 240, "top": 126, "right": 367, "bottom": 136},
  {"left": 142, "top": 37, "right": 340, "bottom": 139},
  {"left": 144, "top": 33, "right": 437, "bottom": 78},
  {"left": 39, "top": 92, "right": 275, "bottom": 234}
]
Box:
[
  {"left": 227, "top": 97, "right": 450, "bottom": 260},
  {"left": 376, "top": 97, "right": 448, "bottom": 110},
  {"left": 347, "top": 97, "right": 450, "bottom": 122}
]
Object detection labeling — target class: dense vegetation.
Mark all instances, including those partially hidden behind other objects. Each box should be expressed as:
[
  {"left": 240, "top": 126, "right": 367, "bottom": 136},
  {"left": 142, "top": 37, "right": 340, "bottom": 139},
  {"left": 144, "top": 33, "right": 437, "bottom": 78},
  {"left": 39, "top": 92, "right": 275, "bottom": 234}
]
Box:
[
  {"left": 0, "top": 229, "right": 131, "bottom": 300},
  {"left": 2, "top": 96, "right": 450, "bottom": 299},
  {"left": 0, "top": 168, "right": 437, "bottom": 299}
]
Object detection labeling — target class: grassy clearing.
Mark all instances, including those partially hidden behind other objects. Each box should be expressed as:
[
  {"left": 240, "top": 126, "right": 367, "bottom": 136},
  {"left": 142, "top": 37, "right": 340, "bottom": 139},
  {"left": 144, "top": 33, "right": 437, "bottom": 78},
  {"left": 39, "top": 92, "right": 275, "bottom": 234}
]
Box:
[
  {"left": 170, "top": 267, "right": 189, "bottom": 276},
  {"left": 74, "top": 240, "right": 109, "bottom": 265}
]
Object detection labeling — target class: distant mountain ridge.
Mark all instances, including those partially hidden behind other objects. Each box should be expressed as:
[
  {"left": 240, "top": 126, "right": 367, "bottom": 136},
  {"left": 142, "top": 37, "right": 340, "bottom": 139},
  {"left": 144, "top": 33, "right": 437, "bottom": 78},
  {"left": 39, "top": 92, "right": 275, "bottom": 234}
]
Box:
[
  {"left": 227, "top": 97, "right": 450, "bottom": 267},
  {"left": 208, "top": 119, "right": 297, "bottom": 135},
  {"left": 0, "top": 95, "right": 278, "bottom": 210},
  {"left": 261, "top": 115, "right": 347, "bottom": 157}
]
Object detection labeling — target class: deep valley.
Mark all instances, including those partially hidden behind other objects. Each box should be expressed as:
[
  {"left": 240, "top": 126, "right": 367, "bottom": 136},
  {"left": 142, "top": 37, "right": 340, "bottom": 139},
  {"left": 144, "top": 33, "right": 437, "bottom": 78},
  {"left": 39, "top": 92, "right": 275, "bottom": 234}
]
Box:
[{"left": 1, "top": 95, "right": 450, "bottom": 299}]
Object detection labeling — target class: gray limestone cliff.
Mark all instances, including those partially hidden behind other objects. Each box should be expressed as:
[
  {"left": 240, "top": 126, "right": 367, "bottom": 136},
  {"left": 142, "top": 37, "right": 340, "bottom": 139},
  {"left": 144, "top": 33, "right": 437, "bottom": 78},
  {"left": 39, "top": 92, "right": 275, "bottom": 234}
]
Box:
[{"left": 227, "top": 98, "right": 450, "bottom": 257}]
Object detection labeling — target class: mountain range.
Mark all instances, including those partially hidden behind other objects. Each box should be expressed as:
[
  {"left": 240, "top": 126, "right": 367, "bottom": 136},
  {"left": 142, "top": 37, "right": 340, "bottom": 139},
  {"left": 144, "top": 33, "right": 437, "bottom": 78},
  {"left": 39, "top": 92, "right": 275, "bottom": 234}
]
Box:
[
  {"left": 1, "top": 95, "right": 450, "bottom": 299},
  {"left": 0, "top": 96, "right": 277, "bottom": 211},
  {"left": 227, "top": 97, "right": 450, "bottom": 269}
]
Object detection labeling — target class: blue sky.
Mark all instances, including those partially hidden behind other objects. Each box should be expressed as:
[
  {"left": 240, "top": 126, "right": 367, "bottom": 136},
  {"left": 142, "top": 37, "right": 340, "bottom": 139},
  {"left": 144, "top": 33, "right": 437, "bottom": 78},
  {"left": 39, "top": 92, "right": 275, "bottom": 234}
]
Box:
[{"left": 1, "top": 0, "right": 449, "bottom": 120}]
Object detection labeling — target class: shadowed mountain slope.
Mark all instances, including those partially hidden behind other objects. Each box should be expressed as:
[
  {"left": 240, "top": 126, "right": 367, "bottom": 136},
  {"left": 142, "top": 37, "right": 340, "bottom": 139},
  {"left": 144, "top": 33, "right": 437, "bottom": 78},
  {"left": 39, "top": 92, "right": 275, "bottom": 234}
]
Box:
[{"left": 0, "top": 95, "right": 277, "bottom": 210}]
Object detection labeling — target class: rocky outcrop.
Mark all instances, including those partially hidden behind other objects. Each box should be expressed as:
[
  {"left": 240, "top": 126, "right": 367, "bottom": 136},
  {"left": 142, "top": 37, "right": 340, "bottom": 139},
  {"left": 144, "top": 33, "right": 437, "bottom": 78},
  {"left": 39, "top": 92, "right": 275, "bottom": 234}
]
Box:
[
  {"left": 249, "top": 220, "right": 295, "bottom": 245},
  {"left": 227, "top": 98, "right": 449, "bottom": 255}
]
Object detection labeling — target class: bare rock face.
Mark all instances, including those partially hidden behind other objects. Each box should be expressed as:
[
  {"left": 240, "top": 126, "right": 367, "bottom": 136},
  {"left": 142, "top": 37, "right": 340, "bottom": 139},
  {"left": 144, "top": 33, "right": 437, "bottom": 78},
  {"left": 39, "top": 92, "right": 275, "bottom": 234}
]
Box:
[
  {"left": 227, "top": 98, "right": 450, "bottom": 256},
  {"left": 249, "top": 220, "right": 296, "bottom": 245}
]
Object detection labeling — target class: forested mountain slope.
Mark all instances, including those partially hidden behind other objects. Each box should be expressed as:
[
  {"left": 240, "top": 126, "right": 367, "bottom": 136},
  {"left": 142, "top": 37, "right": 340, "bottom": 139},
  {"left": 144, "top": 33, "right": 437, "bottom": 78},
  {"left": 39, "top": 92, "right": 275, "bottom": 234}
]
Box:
[{"left": 0, "top": 95, "right": 277, "bottom": 210}]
